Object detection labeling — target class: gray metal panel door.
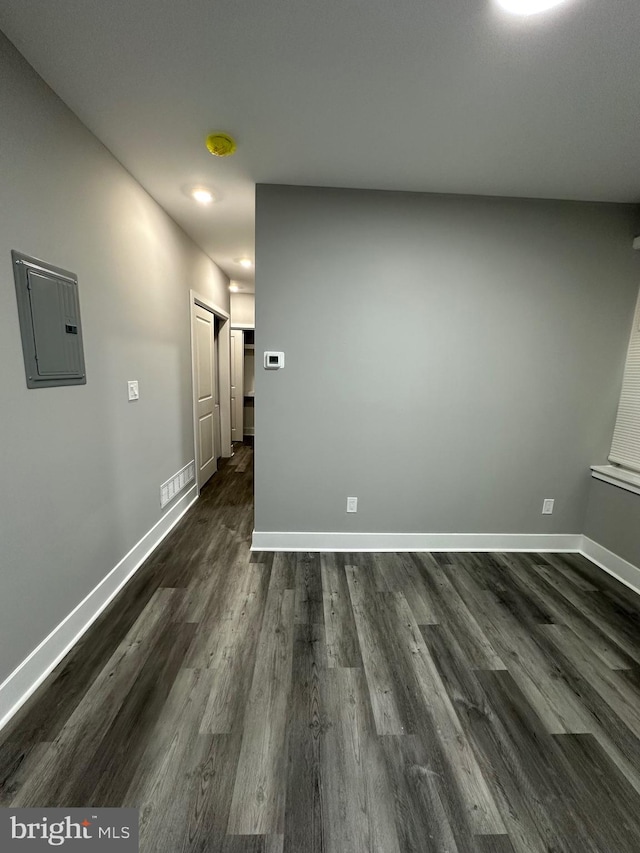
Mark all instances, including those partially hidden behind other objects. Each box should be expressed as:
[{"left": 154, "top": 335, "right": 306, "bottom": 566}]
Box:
[
  {"left": 28, "top": 270, "right": 83, "bottom": 377},
  {"left": 12, "top": 251, "right": 86, "bottom": 388}
]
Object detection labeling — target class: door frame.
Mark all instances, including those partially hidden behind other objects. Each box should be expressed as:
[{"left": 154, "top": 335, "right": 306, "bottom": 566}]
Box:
[
  {"left": 190, "top": 290, "right": 232, "bottom": 495},
  {"left": 230, "top": 326, "right": 245, "bottom": 442}
]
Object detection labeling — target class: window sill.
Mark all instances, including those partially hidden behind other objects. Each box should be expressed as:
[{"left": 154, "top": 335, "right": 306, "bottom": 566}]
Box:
[{"left": 591, "top": 464, "right": 640, "bottom": 497}]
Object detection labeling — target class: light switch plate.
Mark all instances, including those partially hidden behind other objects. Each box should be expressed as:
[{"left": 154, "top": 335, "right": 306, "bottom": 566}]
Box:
[
  {"left": 128, "top": 380, "right": 139, "bottom": 401},
  {"left": 542, "top": 498, "right": 554, "bottom": 515}
]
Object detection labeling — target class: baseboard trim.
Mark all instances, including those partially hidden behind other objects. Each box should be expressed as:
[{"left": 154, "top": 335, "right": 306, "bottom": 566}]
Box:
[
  {"left": 3, "top": 515, "right": 635, "bottom": 733},
  {"left": 0, "top": 484, "right": 198, "bottom": 734},
  {"left": 251, "top": 531, "right": 582, "bottom": 553},
  {"left": 580, "top": 536, "right": 640, "bottom": 596}
]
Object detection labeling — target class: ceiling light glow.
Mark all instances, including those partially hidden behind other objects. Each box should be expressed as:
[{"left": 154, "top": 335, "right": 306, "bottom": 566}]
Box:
[
  {"left": 191, "top": 187, "right": 214, "bottom": 205},
  {"left": 229, "top": 283, "right": 239, "bottom": 292},
  {"left": 496, "top": 0, "right": 568, "bottom": 14},
  {"left": 236, "top": 258, "right": 253, "bottom": 269}
]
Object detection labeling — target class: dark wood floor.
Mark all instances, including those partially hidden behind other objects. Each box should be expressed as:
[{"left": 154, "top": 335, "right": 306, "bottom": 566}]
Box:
[{"left": 2, "top": 444, "right": 640, "bottom": 852}]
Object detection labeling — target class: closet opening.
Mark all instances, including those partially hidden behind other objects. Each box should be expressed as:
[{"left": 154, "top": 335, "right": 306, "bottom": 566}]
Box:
[{"left": 231, "top": 326, "right": 255, "bottom": 444}]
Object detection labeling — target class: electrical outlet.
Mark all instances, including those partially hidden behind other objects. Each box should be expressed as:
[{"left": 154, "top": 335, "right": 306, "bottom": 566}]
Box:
[
  {"left": 542, "top": 498, "right": 554, "bottom": 515},
  {"left": 127, "top": 380, "right": 139, "bottom": 401},
  {"left": 346, "top": 496, "right": 358, "bottom": 513}
]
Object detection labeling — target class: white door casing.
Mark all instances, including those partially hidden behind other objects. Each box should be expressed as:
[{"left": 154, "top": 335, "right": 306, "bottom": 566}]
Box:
[
  {"left": 194, "top": 303, "right": 217, "bottom": 488},
  {"left": 214, "top": 318, "right": 222, "bottom": 459},
  {"left": 190, "top": 291, "right": 232, "bottom": 496},
  {"left": 230, "top": 328, "right": 244, "bottom": 440}
]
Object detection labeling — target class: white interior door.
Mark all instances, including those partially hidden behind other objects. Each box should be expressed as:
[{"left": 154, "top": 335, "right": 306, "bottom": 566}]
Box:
[
  {"left": 230, "top": 328, "right": 244, "bottom": 441},
  {"left": 194, "top": 303, "right": 217, "bottom": 488}
]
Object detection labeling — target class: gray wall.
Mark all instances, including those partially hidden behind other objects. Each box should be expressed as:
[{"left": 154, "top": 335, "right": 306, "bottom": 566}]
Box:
[
  {"left": 584, "top": 480, "right": 640, "bottom": 567},
  {"left": 0, "top": 34, "right": 229, "bottom": 684},
  {"left": 255, "top": 184, "right": 640, "bottom": 536}
]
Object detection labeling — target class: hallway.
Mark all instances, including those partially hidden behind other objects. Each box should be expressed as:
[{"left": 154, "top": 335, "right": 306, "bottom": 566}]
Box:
[{"left": 1, "top": 443, "right": 640, "bottom": 852}]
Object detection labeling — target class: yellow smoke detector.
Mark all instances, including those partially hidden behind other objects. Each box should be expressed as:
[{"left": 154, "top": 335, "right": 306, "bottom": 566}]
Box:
[{"left": 206, "top": 132, "right": 237, "bottom": 157}]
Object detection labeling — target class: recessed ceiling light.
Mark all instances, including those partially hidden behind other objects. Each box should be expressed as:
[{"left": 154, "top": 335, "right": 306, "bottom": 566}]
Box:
[
  {"left": 496, "top": 0, "right": 568, "bottom": 14},
  {"left": 229, "top": 283, "right": 240, "bottom": 292},
  {"left": 190, "top": 187, "right": 215, "bottom": 205},
  {"left": 236, "top": 258, "right": 253, "bottom": 269}
]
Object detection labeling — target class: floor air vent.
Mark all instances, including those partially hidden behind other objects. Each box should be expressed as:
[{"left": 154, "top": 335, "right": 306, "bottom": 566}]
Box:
[{"left": 160, "top": 461, "right": 195, "bottom": 508}]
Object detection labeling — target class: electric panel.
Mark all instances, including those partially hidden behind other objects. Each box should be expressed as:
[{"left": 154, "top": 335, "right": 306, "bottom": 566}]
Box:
[{"left": 12, "top": 251, "right": 86, "bottom": 388}]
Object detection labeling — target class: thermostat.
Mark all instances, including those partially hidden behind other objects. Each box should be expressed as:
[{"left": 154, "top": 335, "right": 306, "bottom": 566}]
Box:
[{"left": 264, "top": 351, "right": 285, "bottom": 369}]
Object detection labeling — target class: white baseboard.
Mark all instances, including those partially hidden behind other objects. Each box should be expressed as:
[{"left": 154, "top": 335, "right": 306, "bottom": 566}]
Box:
[
  {"left": 0, "top": 484, "right": 198, "bottom": 734},
  {"left": 251, "top": 530, "right": 640, "bottom": 598},
  {"left": 580, "top": 536, "right": 640, "bottom": 596},
  {"left": 2, "top": 512, "right": 636, "bottom": 734},
  {"left": 251, "top": 531, "right": 582, "bottom": 553}
]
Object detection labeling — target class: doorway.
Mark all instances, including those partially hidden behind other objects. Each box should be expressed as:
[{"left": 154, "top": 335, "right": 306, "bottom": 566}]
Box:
[
  {"left": 230, "top": 325, "right": 256, "bottom": 443},
  {"left": 190, "top": 291, "right": 232, "bottom": 491}
]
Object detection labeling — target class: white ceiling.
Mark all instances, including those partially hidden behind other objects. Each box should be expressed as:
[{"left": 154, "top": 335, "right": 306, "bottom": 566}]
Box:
[{"left": 1, "top": 0, "right": 639, "bottom": 291}]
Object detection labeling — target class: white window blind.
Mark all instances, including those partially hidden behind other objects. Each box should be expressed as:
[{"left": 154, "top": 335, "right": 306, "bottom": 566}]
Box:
[{"left": 609, "top": 287, "right": 640, "bottom": 473}]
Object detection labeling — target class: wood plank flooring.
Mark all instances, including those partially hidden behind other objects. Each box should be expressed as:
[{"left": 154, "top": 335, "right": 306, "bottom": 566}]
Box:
[{"left": 2, "top": 443, "right": 640, "bottom": 851}]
